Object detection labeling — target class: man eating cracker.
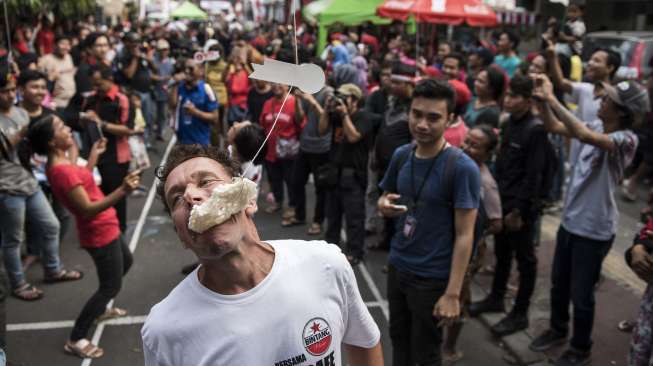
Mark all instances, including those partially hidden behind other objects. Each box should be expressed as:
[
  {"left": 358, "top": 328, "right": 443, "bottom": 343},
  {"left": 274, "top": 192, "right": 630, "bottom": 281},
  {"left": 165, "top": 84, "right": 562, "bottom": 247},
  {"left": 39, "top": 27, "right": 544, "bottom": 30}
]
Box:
[{"left": 141, "top": 144, "right": 383, "bottom": 366}]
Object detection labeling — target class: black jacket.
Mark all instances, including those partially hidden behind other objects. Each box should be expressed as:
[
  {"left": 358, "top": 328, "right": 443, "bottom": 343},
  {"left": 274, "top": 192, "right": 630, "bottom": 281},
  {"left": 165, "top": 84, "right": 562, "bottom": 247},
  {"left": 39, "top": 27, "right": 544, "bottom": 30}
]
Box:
[{"left": 495, "top": 111, "right": 549, "bottom": 219}]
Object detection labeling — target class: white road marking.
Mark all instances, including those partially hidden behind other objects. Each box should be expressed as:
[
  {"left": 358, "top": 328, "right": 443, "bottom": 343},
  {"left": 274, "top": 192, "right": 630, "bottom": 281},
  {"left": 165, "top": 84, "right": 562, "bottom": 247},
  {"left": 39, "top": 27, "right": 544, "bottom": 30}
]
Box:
[
  {"left": 8, "top": 316, "right": 149, "bottom": 332},
  {"left": 82, "top": 136, "right": 176, "bottom": 366},
  {"left": 340, "top": 228, "right": 389, "bottom": 321}
]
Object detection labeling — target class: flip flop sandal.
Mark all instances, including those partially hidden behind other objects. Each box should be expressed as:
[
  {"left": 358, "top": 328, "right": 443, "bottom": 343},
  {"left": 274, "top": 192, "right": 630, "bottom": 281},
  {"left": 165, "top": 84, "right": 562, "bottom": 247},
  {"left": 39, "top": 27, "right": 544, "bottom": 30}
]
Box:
[
  {"left": 64, "top": 339, "right": 104, "bottom": 359},
  {"left": 281, "top": 217, "right": 305, "bottom": 227},
  {"left": 282, "top": 209, "right": 296, "bottom": 220},
  {"left": 265, "top": 204, "right": 280, "bottom": 214},
  {"left": 12, "top": 283, "right": 44, "bottom": 301},
  {"left": 95, "top": 307, "right": 128, "bottom": 324},
  {"left": 307, "top": 223, "right": 322, "bottom": 235},
  {"left": 443, "top": 350, "right": 464, "bottom": 364},
  {"left": 45, "top": 269, "right": 84, "bottom": 283},
  {"left": 618, "top": 320, "right": 636, "bottom": 333}
]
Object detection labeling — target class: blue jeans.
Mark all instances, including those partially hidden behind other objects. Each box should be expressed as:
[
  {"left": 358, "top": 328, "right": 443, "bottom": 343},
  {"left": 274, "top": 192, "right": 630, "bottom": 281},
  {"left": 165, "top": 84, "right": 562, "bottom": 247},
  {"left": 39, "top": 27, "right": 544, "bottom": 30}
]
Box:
[
  {"left": 550, "top": 226, "right": 613, "bottom": 351},
  {"left": 0, "top": 189, "right": 61, "bottom": 288},
  {"left": 137, "top": 91, "right": 155, "bottom": 141}
]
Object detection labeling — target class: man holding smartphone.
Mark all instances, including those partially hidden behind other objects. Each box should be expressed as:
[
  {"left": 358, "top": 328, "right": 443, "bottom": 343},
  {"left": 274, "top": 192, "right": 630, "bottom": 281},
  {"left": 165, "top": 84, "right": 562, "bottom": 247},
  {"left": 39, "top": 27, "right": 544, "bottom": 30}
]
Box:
[{"left": 377, "top": 79, "right": 480, "bottom": 365}]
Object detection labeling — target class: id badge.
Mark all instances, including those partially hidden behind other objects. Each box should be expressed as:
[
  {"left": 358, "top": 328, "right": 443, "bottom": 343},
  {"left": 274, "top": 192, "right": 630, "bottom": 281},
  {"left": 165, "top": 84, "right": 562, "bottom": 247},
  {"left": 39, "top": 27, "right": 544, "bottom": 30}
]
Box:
[{"left": 403, "top": 215, "right": 418, "bottom": 239}]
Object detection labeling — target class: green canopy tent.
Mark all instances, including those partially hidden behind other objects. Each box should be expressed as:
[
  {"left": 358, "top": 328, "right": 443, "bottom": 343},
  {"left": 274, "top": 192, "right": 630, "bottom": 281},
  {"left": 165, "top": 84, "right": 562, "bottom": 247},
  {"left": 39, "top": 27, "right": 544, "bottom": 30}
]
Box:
[
  {"left": 302, "top": 0, "right": 391, "bottom": 54},
  {"left": 170, "top": 1, "right": 208, "bottom": 20}
]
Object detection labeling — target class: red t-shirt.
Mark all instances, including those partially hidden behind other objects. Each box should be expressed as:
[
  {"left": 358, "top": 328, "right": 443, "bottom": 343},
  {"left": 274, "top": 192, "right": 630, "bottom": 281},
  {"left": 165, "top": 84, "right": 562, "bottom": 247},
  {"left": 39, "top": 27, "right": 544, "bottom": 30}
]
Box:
[
  {"left": 47, "top": 164, "right": 120, "bottom": 248},
  {"left": 260, "top": 95, "right": 301, "bottom": 162},
  {"left": 37, "top": 28, "right": 55, "bottom": 55},
  {"left": 444, "top": 120, "right": 469, "bottom": 148},
  {"left": 227, "top": 70, "right": 250, "bottom": 109}
]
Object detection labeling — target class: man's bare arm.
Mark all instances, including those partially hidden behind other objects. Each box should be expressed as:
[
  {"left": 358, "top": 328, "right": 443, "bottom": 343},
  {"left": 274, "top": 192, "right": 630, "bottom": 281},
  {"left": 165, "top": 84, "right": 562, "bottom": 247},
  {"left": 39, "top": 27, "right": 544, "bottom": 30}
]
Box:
[{"left": 344, "top": 341, "right": 384, "bottom": 366}]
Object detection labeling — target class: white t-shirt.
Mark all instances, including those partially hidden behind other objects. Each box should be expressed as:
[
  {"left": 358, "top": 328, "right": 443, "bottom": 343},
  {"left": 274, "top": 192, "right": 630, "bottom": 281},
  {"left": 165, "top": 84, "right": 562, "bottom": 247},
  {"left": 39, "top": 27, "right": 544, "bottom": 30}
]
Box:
[
  {"left": 141, "top": 240, "right": 380, "bottom": 366},
  {"left": 566, "top": 82, "right": 601, "bottom": 163}
]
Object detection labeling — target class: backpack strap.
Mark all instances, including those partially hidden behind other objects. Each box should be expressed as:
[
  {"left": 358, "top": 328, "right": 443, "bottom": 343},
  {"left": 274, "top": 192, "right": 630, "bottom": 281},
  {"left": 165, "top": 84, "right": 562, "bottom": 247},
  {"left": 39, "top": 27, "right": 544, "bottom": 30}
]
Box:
[
  {"left": 442, "top": 146, "right": 463, "bottom": 207},
  {"left": 395, "top": 143, "right": 415, "bottom": 173}
]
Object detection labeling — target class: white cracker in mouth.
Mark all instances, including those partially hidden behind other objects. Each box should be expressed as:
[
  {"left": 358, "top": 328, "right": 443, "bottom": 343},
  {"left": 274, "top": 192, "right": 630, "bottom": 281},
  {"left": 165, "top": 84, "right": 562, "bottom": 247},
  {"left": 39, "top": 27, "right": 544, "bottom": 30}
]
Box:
[{"left": 188, "top": 177, "right": 258, "bottom": 233}]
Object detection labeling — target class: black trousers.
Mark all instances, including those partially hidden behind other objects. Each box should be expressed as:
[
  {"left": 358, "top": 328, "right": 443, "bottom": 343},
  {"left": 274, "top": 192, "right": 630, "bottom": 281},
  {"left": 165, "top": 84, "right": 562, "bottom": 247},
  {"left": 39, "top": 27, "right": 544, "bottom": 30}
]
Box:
[
  {"left": 490, "top": 216, "right": 539, "bottom": 314},
  {"left": 325, "top": 171, "right": 366, "bottom": 259},
  {"left": 70, "top": 236, "right": 133, "bottom": 341},
  {"left": 0, "top": 251, "right": 7, "bottom": 351},
  {"left": 388, "top": 264, "right": 448, "bottom": 366},
  {"left": 98, "top": 162, "right": 130, "bottom": 232},
  {"left": 550, "top": 226, "right": 613, "bottom": 351},
  {"left": 292, "top": 150, "right": 329, "bottom": 223},
  {"left": 265, "top": 158, "right": 296, "bottom": 207}
]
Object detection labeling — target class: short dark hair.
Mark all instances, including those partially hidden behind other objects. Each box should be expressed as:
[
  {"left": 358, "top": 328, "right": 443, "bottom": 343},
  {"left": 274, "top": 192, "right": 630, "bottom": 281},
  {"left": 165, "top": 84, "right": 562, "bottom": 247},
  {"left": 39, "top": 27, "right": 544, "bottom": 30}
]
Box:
[
  {"left": 412, "top": 79, "right": 456, "bottom": 115},
  {"left": 27, "top": 114, "right": 56, "bottom": 155},
  {"left": 17, "top": 69, "right": 47, "bottom": 87},
  {"left": 593, "top": 48, "right": 622, "bottom": 79},
  {"left": 508, "top": 74, "right": 533, "bottom": 99},
  {"left": 444, "top": 52, "right": 464, "bottom": 69},
  {"left": 55, "top": 35, "right": 71, "bottom": 44},
  {"left": 484, "top": 66, "right": 506, "bottom": 101},
  {"left": 473, "top": 124, "right": 499, "bottom": 152},
  {"left": 155, "top": 145, "right": 241, "bottom": 213},
  {"left": 500, "top": 30, "right": 520, "bottom": 49},
  {"left": 83, "top": 32, "right": 109, "bottom": 50},
  {"left": 471, "top": 47, "right": 494, "bottom": 67},
  {"left": 234, "top": 124, "right": 265, "bottom": 165},
  {"left": 90, "top": 64, "right": 113, "bottom": 80}
]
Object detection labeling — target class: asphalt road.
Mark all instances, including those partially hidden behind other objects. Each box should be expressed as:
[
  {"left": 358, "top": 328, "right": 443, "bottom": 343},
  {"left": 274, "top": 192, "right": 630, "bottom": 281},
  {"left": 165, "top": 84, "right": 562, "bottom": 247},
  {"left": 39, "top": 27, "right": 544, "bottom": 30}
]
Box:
[{"left": 3, "top": 134, "right": 537, "bottom": 366}]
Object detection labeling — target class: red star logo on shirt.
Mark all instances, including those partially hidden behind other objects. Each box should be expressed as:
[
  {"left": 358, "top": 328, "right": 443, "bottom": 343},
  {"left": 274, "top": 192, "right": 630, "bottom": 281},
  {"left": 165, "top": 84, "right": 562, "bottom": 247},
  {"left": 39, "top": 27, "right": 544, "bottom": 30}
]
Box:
[{"left": 310, "top": 322, "right": 321, "bottom": 334}]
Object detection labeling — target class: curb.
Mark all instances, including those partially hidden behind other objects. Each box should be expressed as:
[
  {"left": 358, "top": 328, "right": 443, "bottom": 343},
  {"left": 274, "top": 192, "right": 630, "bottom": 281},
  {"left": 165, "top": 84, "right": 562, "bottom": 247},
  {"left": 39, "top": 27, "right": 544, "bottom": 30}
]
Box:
[{"left": 470, "top": 280, "right": 549, "bottom": 365}]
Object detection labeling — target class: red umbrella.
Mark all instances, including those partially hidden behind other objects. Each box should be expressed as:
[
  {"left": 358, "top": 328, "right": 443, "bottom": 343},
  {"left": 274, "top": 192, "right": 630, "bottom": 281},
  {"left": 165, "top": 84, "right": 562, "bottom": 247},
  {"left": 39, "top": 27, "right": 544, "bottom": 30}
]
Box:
[{"left": 378, "top": 0, "right": 497, "bottom": 27}]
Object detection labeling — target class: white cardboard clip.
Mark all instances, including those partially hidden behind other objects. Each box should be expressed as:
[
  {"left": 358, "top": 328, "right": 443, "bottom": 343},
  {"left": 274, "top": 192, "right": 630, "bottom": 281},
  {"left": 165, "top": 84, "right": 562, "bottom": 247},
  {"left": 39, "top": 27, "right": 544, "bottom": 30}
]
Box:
[{"left": 249, "top": 58, "right": 325, "bottom": 94}]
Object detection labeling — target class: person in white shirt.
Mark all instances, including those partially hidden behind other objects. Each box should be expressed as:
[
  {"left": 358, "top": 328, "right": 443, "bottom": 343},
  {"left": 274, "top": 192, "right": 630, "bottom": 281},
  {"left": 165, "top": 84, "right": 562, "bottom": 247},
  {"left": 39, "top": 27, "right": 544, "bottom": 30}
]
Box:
[{"left": 144, "top": 144, "right": 383, "bottom": 366}]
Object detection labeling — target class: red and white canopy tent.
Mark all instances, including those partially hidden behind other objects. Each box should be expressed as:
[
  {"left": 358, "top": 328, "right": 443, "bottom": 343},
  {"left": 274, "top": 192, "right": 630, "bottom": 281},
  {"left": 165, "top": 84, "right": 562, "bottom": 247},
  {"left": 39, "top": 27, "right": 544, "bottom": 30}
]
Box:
[{"left": 377, "top": 0, "right": 498, "bottom": 26}]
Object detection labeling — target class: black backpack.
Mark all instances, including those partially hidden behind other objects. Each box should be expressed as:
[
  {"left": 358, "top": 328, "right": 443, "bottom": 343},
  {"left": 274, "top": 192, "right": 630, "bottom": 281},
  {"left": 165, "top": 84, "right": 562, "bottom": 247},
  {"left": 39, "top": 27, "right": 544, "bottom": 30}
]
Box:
[{"left": 394, "top": 145, "right": 485, "bottom": 258}]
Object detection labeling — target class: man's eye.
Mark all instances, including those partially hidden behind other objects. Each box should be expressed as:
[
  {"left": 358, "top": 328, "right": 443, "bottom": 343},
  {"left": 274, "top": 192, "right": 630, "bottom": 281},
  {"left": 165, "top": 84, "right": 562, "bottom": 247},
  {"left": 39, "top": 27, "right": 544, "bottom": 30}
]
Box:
[{"left": 199, "top": 179, "right": 213, "bottom": 187}]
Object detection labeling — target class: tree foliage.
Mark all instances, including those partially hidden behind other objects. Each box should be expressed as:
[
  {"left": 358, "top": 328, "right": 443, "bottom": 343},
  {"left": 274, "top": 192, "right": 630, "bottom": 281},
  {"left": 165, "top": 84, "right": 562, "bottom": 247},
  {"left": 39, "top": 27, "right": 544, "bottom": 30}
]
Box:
[{"left": 4, "top": 0, "right": 96, "bottom": 18}]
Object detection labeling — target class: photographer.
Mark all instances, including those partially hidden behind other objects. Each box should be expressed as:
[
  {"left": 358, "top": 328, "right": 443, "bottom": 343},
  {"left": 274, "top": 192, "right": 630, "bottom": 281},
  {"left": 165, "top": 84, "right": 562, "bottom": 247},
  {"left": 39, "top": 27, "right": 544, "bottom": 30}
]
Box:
[
  {"left": 117, "top": 32, "right": 158, "bottom": 140},
  {"left": 318, "top": 83, "right": 373, "bottom": 265}
]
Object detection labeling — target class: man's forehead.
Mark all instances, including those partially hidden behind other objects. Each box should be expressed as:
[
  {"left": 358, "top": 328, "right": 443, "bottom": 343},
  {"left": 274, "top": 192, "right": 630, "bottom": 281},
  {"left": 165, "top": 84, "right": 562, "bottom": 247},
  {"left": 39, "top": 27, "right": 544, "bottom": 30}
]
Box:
[
  {"left": 165, "top": 157, "right": 229, "bottom": 191},
  {"left": 411, "top": 98, "right": 447, "bottom": 113}
]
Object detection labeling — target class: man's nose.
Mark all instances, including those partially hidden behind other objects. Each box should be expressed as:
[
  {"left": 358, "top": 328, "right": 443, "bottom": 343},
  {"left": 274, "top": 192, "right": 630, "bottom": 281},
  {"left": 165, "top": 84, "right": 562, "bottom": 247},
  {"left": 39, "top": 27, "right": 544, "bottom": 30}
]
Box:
[{"left": 183, "top": 185, "right": 206, "bottom": 206}]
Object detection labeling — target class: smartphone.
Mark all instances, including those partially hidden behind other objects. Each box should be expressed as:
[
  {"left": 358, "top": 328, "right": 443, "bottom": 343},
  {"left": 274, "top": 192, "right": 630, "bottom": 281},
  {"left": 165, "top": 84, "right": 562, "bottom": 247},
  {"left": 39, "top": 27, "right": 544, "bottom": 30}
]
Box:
[{"left": 86, "top": 121, "right": 104, "bottom": 144}]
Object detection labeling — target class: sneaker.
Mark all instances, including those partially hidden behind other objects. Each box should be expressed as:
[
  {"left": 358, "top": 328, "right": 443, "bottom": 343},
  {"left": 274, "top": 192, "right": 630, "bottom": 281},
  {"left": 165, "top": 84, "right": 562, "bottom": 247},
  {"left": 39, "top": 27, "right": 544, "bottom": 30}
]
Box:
[
  {"left": 490, "top": 312, "right": 529, "bottom": 337},
  {"left": 554, "top": 348, "right": 591, "bottom": 366},
  {"left": 530, "top": 329, "right": 567, "bottom": 352},
  {"left": 468, "top": 296, "right": 504, "bottom": 317}
]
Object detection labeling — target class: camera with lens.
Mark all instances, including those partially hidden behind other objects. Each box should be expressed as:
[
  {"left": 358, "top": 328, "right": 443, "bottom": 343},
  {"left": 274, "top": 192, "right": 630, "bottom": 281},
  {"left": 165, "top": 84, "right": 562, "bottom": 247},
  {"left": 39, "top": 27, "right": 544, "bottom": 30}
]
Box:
[{"left": 327, "top": 92, "right": 347, "bottom": 114}]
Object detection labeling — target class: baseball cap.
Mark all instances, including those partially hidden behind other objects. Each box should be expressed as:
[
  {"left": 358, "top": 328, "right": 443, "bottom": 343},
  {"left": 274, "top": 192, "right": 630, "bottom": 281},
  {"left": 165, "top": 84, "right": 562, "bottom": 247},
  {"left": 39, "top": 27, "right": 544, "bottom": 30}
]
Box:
[
  {"left": 336, "top": 83, "right": 362, "bottom": 100},
  {"left": 602, "top": 80, "right": 650, "bottom": 116},
  {"left": 156, "top": 39, "right": 170, "bottom": 50}
]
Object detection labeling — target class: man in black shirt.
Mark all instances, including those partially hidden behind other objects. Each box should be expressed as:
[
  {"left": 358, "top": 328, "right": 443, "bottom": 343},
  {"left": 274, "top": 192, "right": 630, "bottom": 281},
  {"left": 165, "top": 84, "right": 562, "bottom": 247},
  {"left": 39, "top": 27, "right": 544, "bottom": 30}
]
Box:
[
  {"left": 318, "top": 83, "right": 372, "bottom": 265},
  {"left": 117, "top": 32, "right": 157, "bottom": 141},
  {"left": 246, "top": 79, "right": 273, "bottom": 125},
  {"left": 470, "top": 75, "right": 551, "bottom": 336},
  {"left": 373, "top": 64, "right": 415, "bottom": 249}
]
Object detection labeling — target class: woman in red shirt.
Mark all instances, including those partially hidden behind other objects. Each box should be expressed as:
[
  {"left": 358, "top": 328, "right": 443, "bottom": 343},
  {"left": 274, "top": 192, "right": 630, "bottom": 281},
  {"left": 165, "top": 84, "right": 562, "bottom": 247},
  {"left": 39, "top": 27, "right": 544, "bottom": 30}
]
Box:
[
  {"left": 259, "top": 83, "right": 304, "bottom": 219},
  {"left": 28, "top": 115, "right": 141, "bottom": 359}
]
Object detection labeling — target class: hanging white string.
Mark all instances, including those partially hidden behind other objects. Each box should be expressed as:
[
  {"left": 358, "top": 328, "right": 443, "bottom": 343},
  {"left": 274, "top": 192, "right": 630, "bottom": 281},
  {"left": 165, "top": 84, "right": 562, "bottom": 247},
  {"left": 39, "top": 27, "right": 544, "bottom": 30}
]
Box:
[{"left": 241, "top": 0, "right": 300, "bottom": 179}]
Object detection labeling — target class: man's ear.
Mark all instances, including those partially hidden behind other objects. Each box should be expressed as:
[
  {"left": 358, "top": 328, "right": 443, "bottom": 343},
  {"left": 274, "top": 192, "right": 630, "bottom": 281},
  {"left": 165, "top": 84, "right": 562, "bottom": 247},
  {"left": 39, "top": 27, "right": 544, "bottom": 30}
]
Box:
[
  {"left": 447, "top": 112, "right": 456, "bottom": 126},
  {"left": 245, "top": 197, "right": 258, "bottom": 217}
]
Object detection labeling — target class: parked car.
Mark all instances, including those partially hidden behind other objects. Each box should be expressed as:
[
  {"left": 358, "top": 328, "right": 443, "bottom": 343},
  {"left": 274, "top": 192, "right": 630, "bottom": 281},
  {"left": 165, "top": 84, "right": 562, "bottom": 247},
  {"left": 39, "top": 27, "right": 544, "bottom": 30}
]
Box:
[{"left": 582, "top": 31, "right": 653, "bottom": 81}]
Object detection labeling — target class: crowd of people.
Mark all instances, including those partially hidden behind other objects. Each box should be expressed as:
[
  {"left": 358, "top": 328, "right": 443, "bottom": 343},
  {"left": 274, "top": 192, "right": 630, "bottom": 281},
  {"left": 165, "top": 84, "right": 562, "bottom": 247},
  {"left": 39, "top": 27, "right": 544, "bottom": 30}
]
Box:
[{"left": 1, "top": 3, "right": 653, "bottom": 365}]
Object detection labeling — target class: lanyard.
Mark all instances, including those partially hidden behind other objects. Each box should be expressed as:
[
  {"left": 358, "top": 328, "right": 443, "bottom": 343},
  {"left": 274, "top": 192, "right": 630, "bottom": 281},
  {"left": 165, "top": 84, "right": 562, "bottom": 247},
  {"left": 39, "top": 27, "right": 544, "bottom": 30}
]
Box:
[{"left": 410, "top": 141, "right": 448, "bottom": 209}]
